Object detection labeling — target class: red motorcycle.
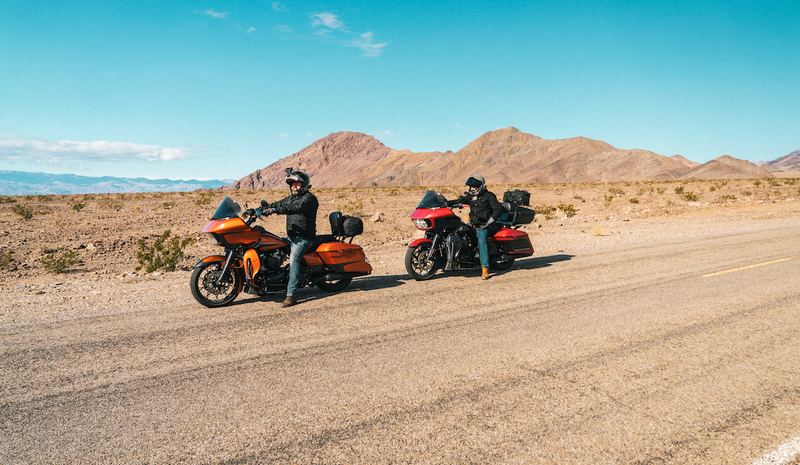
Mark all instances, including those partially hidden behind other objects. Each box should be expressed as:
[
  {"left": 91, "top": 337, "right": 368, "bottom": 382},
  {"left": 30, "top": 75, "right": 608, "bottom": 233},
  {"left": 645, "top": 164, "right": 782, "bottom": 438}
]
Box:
[
  {"left": 190, "top": 196, "right": 372, "bottom": 307},
  {"left": 405, "top": 190, "right": 535, "bottom": 280}
]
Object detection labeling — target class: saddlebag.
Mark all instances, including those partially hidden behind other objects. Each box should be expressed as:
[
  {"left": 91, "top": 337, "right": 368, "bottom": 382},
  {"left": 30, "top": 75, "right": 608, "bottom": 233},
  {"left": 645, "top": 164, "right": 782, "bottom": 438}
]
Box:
[
  {"left": 491, "top": 228, "right": 534, "bottom": 256},
  {"left": 316, "top": 243, "right": 372, "bottom": 273},
  {"left": 503, "top": 189, "right": 530, "bottom": 206}
]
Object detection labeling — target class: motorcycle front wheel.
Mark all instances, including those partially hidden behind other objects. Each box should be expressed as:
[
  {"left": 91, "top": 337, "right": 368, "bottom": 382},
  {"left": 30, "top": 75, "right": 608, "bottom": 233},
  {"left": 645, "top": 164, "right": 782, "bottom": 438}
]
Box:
[
  {"left": 405, "top": 243, "right": 439, "bottom": 280},
  {"left": 190, "top": 261, "right": 242, "bottom": 307}
]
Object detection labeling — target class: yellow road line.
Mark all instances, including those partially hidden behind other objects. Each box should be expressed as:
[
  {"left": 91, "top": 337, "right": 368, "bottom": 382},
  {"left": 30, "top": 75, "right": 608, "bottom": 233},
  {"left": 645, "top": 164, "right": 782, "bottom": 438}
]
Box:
[{"left": 703, "top": 257, "right": 796, "bottom": 278}]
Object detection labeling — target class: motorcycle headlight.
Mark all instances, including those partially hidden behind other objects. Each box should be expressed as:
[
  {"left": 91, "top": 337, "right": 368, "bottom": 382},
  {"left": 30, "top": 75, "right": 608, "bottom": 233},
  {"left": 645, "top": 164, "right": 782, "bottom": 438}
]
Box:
[
  {"left": 413, "top": 219, "right": 431, "bottom": 229},
  {"left": 206, "top": 233, "right": 221, "bottom": 245}
]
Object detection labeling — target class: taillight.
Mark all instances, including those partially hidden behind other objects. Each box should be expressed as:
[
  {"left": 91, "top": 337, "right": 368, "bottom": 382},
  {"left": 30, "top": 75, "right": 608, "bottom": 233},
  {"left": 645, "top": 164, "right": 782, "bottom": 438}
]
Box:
[{"left": 412, "top": 218, "right": 431, "bottom": 229}]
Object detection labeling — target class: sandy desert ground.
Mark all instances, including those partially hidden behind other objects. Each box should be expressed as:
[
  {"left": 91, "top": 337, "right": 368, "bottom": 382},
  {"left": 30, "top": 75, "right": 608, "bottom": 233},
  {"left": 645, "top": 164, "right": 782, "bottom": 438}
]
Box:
[{"left": 2, "top": 178, "right": 800, "bottom": 322}]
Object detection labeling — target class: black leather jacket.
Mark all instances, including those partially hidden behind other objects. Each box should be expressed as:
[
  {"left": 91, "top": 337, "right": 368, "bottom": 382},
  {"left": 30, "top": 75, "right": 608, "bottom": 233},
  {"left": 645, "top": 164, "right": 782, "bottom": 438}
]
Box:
[
  {"left": 460, "top": 190, "right": 502, "bottom": 227},
  {"left": 266, "top": 191, "right": 318, "bottom": 239}
]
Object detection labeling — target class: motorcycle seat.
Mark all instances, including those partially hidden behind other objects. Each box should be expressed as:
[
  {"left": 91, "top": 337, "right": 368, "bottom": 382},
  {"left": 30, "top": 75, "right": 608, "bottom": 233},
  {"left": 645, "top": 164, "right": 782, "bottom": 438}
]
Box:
[{"left": 313, "top": 234, "right": 338, "bottom": 247}]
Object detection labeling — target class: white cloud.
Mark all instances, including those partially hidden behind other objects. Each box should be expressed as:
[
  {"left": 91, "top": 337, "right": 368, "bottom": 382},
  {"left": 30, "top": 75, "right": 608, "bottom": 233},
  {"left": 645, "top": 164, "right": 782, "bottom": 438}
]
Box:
[
  {"left": 0, "top": 134, "right": 195, "bottom": 164},
  {"left": 307, "top": 13, "right": 387, "bottom": 57},
  {"left": 247, "top": 27, "right": 256, "bottom": 34},
  {"left": 349, "top": 32, "right": 388, "bottom": 57},
  {"left": 203, "top": 9, "right": 228, "bottom": 19},
  {"left": 272, "top": 2, "right": 287, "bottom": 12},
  {"left": 311, "top": 12, "right": 345, "bottom": 30},
  {"left": 279, "top": 133, "right": 289, "bottom": 138}
]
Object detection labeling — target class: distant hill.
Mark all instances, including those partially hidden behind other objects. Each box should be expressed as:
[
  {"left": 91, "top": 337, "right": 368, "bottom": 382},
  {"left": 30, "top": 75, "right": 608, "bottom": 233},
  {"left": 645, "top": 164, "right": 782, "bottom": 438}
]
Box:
[
  {"left": 758, "top": 150, "right": 800, "bottom": 174},
  {"left": 0, "top": 171, "right": 233, "bottom": 195},
  {"left": 223, "top": 128, "right": 774, "bottom": 190}
]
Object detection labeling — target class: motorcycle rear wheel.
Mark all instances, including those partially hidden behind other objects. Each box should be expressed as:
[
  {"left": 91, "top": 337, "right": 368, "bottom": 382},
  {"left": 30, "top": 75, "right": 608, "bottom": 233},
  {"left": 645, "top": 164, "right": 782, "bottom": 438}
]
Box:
[
  {"left": 190, "top": 261, "right": 241, "bottom": 307},
  {"left": 317, "top": 277, "right": 352, "bottom": 292},
  {"left": 489, "top": 256, "right": 515, "bottom": 270},
  {"left": 405, "top": 243, "right": 439, "bottom": 280}
]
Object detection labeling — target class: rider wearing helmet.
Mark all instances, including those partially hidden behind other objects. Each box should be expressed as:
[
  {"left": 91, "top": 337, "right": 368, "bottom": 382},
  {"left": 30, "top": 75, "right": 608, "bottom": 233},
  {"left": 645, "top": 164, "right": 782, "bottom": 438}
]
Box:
[
  {"left": 262, "top": 168, "right": 319, "bottom": 307},
  {"left": 460, "top": 175, "right": 502, "bottom": 280}
]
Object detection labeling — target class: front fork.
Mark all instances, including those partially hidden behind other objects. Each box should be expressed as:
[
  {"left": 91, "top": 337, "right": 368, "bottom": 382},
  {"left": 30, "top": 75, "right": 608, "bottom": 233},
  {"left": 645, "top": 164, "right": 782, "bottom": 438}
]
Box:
[
  {"left": 427, "top": 234, "right": 441, "bottom": 263},
  {"left": 216, "top": 249, "right": 237, "bottom": 286}
]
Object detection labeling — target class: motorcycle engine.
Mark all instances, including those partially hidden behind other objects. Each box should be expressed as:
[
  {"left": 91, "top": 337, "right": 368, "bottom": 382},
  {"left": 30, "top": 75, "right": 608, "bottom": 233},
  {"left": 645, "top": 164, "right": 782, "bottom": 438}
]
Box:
[{"left": 254, "top": 250, "right": 287, "bottom": 288}]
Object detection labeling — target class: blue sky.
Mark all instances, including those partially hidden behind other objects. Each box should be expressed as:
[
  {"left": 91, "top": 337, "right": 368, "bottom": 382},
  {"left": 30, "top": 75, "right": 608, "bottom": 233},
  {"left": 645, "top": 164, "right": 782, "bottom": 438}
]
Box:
[{"left": 1, "top": 0, "right": 798, "bottom": 181}]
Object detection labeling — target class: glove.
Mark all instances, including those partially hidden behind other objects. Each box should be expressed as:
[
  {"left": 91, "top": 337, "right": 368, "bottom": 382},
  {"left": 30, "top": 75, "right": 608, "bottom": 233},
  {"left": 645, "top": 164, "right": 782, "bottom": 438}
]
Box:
[
  {"left": 263, "top": 208, "right": 276, "bottom": 216},
  {"left": 477, "top": 217, "right": 495, "bottom": 230}
]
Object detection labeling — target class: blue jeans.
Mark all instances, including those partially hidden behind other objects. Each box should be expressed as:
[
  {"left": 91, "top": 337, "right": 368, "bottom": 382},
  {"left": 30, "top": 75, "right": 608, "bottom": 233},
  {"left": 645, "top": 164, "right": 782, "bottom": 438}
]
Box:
[
  {"left": 287, "top": 236, "right": 313, "bottom": 297},
  {"left": 476, "top": 228, "right": 490, "bottom": 268}
]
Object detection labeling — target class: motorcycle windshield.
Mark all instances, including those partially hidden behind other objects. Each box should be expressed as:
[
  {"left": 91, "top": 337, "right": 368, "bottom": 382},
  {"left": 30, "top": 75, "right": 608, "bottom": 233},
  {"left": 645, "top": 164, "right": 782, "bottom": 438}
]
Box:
[
  {"left": 416, "top": 190, "right": 449, "bottom": 209},
  {"left": 211, "top": 196, "right": 242, "bottom": 220}
]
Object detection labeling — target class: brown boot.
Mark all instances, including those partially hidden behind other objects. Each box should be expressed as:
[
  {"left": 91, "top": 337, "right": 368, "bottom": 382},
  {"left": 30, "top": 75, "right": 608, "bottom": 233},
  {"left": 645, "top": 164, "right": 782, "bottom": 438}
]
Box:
[
  {"left": 281, "top": 295, "right": 297, "bottom": 307},
  {"left": 481, "top": 267, "right": 489, "bottom": 280}
]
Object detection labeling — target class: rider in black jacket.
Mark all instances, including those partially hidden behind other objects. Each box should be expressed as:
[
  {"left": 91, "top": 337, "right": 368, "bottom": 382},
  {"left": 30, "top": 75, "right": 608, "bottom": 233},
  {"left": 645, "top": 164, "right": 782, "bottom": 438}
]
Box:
[
  {"left": 263, "top": 169, "right": 318, "bottom": 307},
  {"left": 460, "top": 175, "right": 502, "bottom": 280}
]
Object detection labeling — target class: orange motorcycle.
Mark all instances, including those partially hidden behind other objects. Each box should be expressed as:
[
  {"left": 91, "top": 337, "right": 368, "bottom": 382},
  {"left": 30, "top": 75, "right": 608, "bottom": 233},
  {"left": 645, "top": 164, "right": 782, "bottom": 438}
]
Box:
[{"left": 190, "top": 196, "right": 371, "bottom": 307}]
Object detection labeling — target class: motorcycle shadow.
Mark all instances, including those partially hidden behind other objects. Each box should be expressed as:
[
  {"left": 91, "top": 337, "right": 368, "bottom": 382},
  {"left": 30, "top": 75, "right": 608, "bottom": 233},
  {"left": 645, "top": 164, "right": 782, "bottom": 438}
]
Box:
[
  {"left": 232, "top": 274, "right": 411, "bottom": 307},
  {"left": 512, "top": 253, "right": 575, "bottom": 271}
]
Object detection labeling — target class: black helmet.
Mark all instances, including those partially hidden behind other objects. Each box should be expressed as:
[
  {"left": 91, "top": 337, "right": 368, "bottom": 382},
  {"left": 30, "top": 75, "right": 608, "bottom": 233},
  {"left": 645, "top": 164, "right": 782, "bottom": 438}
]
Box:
[
  {"left": 465, "top": 175, "right": 486, "bottom": 196},
  {"left": 285, "top": 167, "right": 311, "bottom": 195}
]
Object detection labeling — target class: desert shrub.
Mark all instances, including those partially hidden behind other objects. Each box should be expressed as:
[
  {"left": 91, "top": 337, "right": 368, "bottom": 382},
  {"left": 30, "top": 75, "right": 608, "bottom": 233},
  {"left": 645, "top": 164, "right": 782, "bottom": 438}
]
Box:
[
  {"left": 753, "top": 180, "right": 762, "bottom": 187},
  {"left": 11, "top": 203, "right": 34, "bottom": 220},
  {"left": 37, "top": 195, "right": 54, "bottom": 202},
  {"left": 40, "top": 249, "right": 77, "bottom": 273},
  {"left": 608, "top": 187, "right": 625, "bottom": 196},
  {"left": 683, "top": 191, "right": 699, "bottom": 202},
  {"left": 69, "top": 200, "right": 87, "bottom": 212},
  {"left": 0, "top": 196, "right": 16, "bottom": 204},
  {"left": 720, "top": 195, "right": 737, "bottom": 200},
  {"left": 629, "top": 198, "right": 640, "bottom": 204},
  {"left": 0, "top": 251, "right": 13, "bottom": 269},
  {"left": 161, "top": 201, "right": 176, "bottom": 209},
  {"left": 603, "top": 194, "right": 614, "bottom": 207},
  {"left": 769, "top": 180, "right": 782, "bottom": 187},
  {"left": 136, "top": 230, "right": 196, "bottom": 273},
  {"left": 99, "top": 197, "right": 124, "bottom": 210},
  {"left": 674, "top": 186, "right": 685, "bottom": 194},
  {"left": 533, "top": 204, "right": 556, "bottom": 220},
  {"left": 557, "top": 204, "right": 578, "bottom": 218},
  {"left": 196, "top": 194, "right": 214, "bottom": 205}
]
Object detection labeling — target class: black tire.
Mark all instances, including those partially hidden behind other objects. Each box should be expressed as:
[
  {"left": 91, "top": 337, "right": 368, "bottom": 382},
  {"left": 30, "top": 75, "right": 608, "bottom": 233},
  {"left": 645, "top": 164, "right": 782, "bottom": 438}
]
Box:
[
  {"left": 317, "top": 276, "right": 352, "bottom": 292},
  {"left": 405, "top": 243, "right": 439, "bottom": 280},
  {"left": 489, "top": 256, "right": 515, "bottom": 271},
  {"left": 190, "top": 261, "right": 241, "bottom": 307}
]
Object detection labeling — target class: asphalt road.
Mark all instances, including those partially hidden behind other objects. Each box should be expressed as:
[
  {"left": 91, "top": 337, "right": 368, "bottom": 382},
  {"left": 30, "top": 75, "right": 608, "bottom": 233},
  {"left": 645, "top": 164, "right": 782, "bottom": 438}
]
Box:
[{"left": 2, "top": 225, "right": 799, "bottom": 464}]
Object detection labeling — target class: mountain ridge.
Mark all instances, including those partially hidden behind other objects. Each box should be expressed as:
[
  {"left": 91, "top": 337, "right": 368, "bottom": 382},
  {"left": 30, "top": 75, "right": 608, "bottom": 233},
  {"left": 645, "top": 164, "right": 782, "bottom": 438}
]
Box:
[
  {"left": 224, "top": 128, "right": 778, "bottom": 190},
  {"left": 0, "top": 170, "right": 232, "bottom": 195}
]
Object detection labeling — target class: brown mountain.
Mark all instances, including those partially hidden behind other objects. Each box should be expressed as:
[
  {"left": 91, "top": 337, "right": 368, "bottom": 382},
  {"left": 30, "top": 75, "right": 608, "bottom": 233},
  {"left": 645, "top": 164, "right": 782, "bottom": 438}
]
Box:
[
  {"left": 679, "top": 155, "right": 774, "bottom": 180},
  {"left": 223, "top": 127, "right": 772, "bottom": 190},
  {"left": 760, "top": 150, "right": 800, "bottom": 172}
]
